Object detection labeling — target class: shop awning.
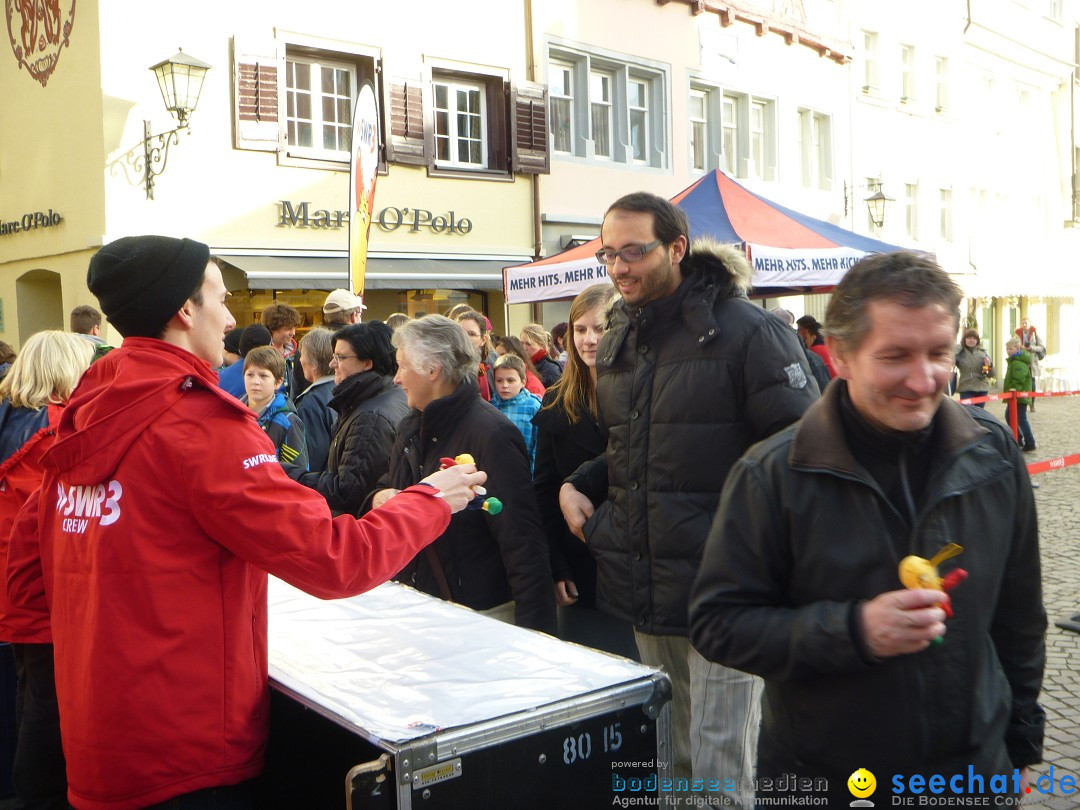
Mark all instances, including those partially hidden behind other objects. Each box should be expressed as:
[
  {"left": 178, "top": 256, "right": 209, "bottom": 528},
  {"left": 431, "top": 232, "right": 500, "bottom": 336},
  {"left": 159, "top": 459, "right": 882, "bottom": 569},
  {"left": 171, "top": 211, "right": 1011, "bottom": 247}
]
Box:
[
  {"left": 216, "top": 255, "right": 347, "bottom": 290},
  {"left": 215, "top": 253, "right": 519, "bottom": 291}
]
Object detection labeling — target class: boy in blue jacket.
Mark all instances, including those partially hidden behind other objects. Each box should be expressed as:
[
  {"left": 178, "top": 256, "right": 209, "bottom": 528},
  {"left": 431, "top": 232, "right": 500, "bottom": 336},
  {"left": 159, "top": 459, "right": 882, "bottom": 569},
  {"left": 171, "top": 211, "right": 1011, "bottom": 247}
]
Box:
[
  {"left": 243, "top": 346, "right": 308, "bottom": 468},
  {"left": 491, "top": 353, "right": 542, "bottom": 472}
]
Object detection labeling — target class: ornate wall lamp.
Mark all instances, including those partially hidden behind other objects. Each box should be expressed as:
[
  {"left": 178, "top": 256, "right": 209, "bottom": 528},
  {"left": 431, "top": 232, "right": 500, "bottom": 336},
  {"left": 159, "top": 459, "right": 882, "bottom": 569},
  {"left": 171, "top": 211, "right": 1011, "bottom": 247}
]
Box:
[
  {"left": 140, "top": 49, "right": 211, "bottom": 199},
  {"left": 844, "top": 179, "right": 894, "bottom": 229}
]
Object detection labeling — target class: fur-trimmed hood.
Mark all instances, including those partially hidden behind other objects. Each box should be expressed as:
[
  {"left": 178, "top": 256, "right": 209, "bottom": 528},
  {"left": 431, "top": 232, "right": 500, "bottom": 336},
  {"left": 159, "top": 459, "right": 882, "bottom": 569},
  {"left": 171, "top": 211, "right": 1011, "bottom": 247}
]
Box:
[{"left": 681, "top": 236, "right": 753, "bottom": 296}]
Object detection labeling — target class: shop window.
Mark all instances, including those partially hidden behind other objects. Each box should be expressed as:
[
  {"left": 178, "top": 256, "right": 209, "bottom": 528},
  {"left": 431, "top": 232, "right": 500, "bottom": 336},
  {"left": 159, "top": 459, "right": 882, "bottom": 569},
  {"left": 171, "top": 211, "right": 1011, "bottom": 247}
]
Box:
[{"left": 401, "top": 290, "right": 488, "bottom": 320}]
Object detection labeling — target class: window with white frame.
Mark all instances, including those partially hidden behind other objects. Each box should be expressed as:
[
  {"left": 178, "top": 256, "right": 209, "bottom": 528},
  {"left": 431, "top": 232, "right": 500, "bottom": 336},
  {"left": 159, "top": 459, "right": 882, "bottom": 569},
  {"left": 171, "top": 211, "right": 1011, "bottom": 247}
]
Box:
[
  {"left": 548, "top": 62, "right": 574, "bottom": 153},
  {"left": 688, "top": 82, "right": 722, "bottom": 174},
  {"left": 939, "top": 188, "right": 953, "bottom": 241},
  {"left": 628, "top": 78, "right": 649, "bottom": 163},
  {"left": 591, "top": 71, "right": 613, "bottom": 159},
  {"left": 722, "top": 94, "right": 738, "bottom": 175},
  {"left": 432, "top": 78, "right": 487, "bottom": 169},
  {"left": 797, "top": 108, "right": 832, "bottom": 190},
  {"left": 934, "top": 57, "right": 949, "bottom": 112},
  {"left": 690, "top": 89, "right": 708, "bottom": 172},
  {"left": 285, "top": 55, "right": 356, "bottom": 159},
  {"left": 862, "top": 31, "right": 879, "bottom": 93},
  {"left": 720, "top": 92, "right": 776, "bottom": 180},
  {"left": 546, "top": 44, "right": 668, "bottom": 168},
  {"left": 905, "top": 183, "right": 919, "bottom": 238},
  {"left": 900, "top": 45, "right": 915, "bottom": 102}
]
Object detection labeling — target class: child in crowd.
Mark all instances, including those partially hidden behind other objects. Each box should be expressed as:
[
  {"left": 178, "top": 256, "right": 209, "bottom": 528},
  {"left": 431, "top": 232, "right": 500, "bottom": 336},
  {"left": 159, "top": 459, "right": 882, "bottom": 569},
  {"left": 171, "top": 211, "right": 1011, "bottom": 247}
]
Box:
[
  {"left": 491, "top": 353, "right": 542, "bottom": 471},
  {"left": 243, "top": 346, "right": 309, "bottom": 468},
  {"left": 1003, "top": 337, "right": 1036, "bottom": 452}
]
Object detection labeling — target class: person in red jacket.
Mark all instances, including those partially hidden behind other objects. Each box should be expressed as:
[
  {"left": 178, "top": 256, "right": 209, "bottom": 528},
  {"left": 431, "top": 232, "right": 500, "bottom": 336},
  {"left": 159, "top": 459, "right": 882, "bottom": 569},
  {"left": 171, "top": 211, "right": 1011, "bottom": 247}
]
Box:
[
  {"left": 0, "top": 330, "right": 94, "bottom": 810},
  {"left": 796, "top": 314, "right": 838, "bottom": 378},
  {"left": 4, "top": 237, "right": 484, "bottom": 810}
]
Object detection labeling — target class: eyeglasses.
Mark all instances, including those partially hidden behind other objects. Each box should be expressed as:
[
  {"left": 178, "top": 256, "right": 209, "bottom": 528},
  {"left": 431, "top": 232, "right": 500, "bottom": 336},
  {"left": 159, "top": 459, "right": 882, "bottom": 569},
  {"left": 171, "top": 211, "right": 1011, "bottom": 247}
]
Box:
[
  {"left": 595, "top": 239, "right": 662, "bottom": 266},
  {"left": 332, "top": 353, "right": 358, "bottom": 363}
]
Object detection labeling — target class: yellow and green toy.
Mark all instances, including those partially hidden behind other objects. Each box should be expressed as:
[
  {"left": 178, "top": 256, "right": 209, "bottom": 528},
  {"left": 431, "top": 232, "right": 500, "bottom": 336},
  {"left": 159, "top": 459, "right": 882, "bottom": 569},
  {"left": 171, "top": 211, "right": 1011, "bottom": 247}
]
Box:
[
  {"left": 438, "top": 454, "right": 503, "bottom": 515},
  {"left": 898, "top": 542, "right": 968, "bottom": 644}
]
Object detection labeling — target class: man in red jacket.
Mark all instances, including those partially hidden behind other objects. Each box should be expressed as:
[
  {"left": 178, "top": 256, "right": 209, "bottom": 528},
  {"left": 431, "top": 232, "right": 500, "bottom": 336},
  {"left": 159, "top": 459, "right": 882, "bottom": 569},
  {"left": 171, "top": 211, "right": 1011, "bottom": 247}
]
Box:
[{"left": 5, "top": 236, "right": 484, "bottom": 810}]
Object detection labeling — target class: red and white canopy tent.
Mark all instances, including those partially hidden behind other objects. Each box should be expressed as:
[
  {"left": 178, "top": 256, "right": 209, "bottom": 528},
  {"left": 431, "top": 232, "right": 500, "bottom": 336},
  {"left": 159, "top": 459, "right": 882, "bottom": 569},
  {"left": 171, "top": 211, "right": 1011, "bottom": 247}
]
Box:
[{"left": 503, "top": 170, "right": 903, "bottom": 304}]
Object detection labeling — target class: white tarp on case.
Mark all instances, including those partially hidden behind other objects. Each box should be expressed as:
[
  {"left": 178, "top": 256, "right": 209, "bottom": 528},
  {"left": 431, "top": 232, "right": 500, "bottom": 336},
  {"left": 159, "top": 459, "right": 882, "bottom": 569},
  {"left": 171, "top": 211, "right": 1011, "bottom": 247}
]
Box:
[{"left": 268, "top": 578, "right": 657, "bottom": 744}]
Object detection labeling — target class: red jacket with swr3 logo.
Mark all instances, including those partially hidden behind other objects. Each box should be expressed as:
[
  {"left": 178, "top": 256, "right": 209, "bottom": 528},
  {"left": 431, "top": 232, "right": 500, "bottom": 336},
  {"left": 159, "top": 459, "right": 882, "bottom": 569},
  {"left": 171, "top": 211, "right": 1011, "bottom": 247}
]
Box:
[{"left": 5, "top": 338, "right": 450, "bottom": 810}]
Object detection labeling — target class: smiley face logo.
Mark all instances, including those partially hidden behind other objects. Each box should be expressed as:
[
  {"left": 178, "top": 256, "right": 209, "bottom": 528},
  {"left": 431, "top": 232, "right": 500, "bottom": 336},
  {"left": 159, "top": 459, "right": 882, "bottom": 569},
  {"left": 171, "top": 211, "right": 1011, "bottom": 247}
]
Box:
[{"left": 848, "top": 768, "right": 876, "bottom": 798}]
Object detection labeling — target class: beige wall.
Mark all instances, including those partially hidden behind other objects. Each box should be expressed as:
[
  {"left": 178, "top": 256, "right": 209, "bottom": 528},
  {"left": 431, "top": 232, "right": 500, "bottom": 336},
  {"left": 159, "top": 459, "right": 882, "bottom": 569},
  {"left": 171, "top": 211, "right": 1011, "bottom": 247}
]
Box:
[{"left": 0, "top": 0, "right": 106, "bottom": 346}]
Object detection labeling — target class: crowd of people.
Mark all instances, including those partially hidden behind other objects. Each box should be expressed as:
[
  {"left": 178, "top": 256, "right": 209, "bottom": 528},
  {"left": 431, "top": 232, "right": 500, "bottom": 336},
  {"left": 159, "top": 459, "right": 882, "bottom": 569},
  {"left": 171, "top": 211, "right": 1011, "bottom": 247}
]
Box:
[{"left": 0, "top": 194, "right": 1047, "bottom": 809}]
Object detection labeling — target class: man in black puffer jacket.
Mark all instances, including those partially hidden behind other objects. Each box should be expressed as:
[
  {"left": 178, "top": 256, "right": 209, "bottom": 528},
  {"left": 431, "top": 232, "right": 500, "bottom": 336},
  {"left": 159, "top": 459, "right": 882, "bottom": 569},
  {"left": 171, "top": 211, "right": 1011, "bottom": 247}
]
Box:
[{"left": 560, "top": 192, "right": 817, "bottom": 806}]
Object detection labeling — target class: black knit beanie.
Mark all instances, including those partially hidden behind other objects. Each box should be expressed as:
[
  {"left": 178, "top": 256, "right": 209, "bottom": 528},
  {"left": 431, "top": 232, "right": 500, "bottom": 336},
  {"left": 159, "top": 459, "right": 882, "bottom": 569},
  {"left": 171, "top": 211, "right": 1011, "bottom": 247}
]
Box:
[
  {"left": 238, "top": 324, "right": 273, "bottom": 357},
  {"left": 87, "top": 235, "right": 210, "bottom": 338}
]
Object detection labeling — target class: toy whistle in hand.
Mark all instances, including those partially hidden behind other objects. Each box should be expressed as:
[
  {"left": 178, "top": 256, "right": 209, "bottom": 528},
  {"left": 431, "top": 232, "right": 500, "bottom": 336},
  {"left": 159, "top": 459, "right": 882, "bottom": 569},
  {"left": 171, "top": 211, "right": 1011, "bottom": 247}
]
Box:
[
  {"left": 898, "top": 542, "right": 968, "bottom": 645},
  {"left": 439, "top": 454, "right": 503, "bottom": 515}
]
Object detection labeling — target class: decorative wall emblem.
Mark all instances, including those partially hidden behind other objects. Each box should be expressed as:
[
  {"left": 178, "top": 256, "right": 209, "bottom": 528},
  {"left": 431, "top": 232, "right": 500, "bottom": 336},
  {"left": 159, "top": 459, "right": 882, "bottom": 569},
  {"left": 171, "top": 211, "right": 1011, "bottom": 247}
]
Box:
[{"left": 5, "top": 0, "right": 77, "bottom": 87}]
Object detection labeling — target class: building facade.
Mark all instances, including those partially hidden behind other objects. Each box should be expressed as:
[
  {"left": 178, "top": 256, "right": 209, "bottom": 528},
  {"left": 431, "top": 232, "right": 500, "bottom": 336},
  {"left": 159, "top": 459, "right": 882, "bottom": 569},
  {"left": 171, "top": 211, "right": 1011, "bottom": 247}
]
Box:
[
  {"left": 2, "top": 0, "right": 1079, "bottom": 368},
  {"left": 0, "top": 0, "right": 549, "bottom": 344}
]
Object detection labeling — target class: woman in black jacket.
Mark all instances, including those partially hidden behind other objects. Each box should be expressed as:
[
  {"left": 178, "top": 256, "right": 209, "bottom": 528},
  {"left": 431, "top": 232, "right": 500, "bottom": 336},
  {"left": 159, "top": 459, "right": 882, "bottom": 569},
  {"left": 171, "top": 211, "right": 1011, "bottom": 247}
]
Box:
[
  {"left": 371, "top": 316, "right": 556, "bottom": 634},
  {"left": 532, "top": 285, "right": 637, "bottom": 659},
  {"left": 285, "top": 321, "right": 409, "bottom": 516}
]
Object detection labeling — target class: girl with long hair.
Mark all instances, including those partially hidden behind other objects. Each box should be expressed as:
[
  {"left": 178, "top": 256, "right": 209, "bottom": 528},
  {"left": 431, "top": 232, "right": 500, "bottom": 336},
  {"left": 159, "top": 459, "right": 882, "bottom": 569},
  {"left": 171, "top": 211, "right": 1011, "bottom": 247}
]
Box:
[{"left": 531, "top": 284, "right": 637, "bottom": 658}]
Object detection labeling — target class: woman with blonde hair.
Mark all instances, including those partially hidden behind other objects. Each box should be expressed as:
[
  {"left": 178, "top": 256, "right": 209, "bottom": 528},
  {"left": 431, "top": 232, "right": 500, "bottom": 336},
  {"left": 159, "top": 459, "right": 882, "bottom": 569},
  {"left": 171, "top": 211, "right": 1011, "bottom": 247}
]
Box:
[
  {"left": 0, "top": 330, "right": 94, "bottom": 808},
  {"left": 519, "top": 323, "right": 563, "bottom": 388},
  {"left": 531, "top": 284, "right": 637, "bottom": 658}
]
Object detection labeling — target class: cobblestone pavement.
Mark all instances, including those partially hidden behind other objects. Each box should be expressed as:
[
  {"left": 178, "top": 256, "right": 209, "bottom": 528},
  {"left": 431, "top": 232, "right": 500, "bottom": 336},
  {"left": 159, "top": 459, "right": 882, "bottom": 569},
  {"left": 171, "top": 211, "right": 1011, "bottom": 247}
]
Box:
[{"left": 1003, "top": 394, "right": 1080, "bottom": 809}]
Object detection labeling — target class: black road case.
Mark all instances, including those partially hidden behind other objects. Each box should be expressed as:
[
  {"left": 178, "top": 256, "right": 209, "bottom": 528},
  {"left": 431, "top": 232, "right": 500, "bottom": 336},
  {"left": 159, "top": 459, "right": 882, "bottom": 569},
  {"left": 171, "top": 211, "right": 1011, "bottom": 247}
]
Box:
[{"left": 259, "top": 579, "right": 671, "bottom": 809}]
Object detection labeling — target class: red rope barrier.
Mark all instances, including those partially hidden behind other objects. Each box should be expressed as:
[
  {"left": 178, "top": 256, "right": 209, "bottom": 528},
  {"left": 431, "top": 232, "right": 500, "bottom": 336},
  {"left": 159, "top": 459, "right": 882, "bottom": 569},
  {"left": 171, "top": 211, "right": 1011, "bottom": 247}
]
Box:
[{"left": 955, "top": 389, "right": 1080, "bottom": 476}]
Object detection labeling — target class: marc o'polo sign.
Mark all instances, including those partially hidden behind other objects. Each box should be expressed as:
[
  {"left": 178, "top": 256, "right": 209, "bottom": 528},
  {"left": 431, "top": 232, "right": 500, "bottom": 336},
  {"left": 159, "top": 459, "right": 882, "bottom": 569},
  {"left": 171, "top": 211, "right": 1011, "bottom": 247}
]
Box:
[
  {"left": 0, "top": 209, "right": 64, "bottom": 237},
  {"left": 278, "top": 200, "right": 472, "bottom": 235}
]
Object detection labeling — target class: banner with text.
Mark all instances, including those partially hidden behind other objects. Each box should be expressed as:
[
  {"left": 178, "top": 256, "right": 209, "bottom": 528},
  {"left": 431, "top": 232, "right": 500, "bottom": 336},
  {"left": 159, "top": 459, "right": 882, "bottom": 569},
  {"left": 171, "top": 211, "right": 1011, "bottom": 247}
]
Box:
[
  {"left": 503, "top": 257, "right": 613, "bottom": 304},
  {"left": 747, "top": 244, "right": 869, "bottom": 288}
]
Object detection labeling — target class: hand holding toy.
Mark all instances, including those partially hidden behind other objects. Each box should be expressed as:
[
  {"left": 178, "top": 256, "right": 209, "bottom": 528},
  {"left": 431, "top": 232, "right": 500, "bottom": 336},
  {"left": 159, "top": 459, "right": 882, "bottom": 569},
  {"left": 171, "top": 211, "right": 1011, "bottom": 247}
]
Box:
[
  {"left": 898, "top": 543, "right": 968, "bottom": 643},
  {"left": 439, "top": 454, "right": 503, "bottom": 515}
]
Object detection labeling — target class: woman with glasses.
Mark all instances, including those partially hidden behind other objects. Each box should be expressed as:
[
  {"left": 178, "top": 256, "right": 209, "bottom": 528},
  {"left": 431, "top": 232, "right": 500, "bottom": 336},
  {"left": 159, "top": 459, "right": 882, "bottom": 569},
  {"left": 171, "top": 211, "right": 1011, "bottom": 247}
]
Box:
[
  {"left": 532, "top": 284, "right": 638, "bottom": 658},
  {"left": 283, "top": 321, "right": 409, "bottom": 516}
]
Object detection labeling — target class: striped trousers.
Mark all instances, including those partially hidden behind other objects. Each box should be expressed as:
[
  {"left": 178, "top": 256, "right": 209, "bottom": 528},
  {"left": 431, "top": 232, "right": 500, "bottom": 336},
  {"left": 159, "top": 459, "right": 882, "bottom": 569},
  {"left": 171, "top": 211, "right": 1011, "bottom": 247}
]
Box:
[{"left": 635, "top": 630, "right": 763, "bottom": 808}]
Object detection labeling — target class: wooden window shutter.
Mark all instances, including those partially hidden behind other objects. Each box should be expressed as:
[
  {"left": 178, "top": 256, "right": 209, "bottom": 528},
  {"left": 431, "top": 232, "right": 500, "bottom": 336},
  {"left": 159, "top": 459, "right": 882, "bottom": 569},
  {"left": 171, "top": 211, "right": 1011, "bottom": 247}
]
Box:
[
  {"left": 232, "top": 37, "right": 281, "bottom": 152},
  {"left": 384, "top": 77, "right": 425, "bottom": 165},
  {"left": 511, "top": 82, "right": 550, "bottom": 174}
]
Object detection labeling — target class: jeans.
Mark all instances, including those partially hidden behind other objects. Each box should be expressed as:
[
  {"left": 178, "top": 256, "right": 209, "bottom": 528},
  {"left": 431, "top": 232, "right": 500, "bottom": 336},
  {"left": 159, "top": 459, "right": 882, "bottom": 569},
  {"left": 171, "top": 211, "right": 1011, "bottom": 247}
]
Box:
[
  {"left": 1005, "top": 401, "right": 1036, "bottom": 448},
  {"left": 12, "top": 643, "right": 67, "bottom": 810},
  {"left": 958, "top": 390, "right": 987, "bottom": 409},
  {"left": 143, "top": 782, "right": 253, "bottom": 809}
]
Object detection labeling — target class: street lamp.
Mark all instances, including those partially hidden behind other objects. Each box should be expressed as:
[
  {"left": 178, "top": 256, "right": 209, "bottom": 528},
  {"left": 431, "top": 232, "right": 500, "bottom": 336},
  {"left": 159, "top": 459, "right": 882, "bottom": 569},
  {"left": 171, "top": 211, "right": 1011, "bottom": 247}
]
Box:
[
  {"left": 864, "top": 182, "right": 893, "bottom": 229},
  {"left": 140, "top": 49, "right": 211, "bottom": 199},
  {"left": 844, "top": 179, "right": 894, "bottom": 229}
]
